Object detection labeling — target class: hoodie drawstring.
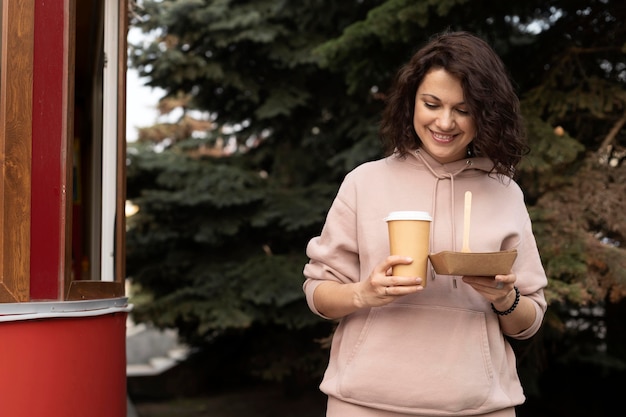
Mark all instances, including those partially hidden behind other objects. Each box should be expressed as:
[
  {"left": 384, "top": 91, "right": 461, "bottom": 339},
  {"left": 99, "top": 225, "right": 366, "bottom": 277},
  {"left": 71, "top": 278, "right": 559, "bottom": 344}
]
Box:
[{"left": 414, "top": 150, "right": 474, "bottom": 289}]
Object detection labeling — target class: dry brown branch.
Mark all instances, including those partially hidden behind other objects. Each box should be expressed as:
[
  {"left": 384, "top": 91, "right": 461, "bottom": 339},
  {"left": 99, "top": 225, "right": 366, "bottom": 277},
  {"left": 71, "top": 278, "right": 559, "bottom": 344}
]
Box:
[{"left": 596, "top": 109, "right": 626, "bottom": 159}]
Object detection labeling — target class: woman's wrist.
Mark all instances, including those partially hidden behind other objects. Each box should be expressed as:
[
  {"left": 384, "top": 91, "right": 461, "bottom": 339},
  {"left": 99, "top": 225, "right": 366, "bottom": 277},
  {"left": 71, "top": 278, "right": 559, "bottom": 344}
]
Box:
[
  {"left": 491, "top": 286, "right": 520, "bottom": 316},
  {"left": 352, "top": 282, "right": 368, "bottom": 310}
]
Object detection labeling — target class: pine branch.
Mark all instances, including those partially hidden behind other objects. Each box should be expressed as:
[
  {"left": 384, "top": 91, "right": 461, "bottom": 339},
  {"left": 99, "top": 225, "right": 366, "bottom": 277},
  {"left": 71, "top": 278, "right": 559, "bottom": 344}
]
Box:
[{"left": 596, "top": 109, "right": 626, "bottom": 162}]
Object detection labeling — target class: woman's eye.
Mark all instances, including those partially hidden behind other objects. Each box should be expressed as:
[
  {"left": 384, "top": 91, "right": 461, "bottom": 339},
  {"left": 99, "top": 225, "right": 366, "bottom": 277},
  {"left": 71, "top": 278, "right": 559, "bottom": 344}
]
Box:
[
  {"left": 424, "top": 102, "right": 438, "bottom": 109},
  {"left": 456, "top": 108, "right": 469, "bottom": 115}
]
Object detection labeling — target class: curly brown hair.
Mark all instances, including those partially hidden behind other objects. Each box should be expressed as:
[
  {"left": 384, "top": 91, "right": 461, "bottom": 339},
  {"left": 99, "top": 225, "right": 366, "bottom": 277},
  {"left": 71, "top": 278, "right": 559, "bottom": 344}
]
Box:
[{"left": 379, "top": 31, "right": 528, "bottom": 178}]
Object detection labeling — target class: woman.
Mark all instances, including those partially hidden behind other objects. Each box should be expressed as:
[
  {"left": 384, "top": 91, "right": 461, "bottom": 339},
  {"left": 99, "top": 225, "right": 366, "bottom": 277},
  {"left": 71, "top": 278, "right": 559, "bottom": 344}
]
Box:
[{"left": 303, "top": 31, "right": 548, "bottom": 416}]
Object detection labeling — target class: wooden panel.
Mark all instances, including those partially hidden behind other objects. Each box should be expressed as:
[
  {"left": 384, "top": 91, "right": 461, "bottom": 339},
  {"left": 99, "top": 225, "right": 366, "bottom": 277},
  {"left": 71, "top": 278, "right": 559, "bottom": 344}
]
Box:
[
  {"left": 63, "top": 0, "right": 77, "bottom": 298},
  {"left": 0, "top": 0, "right": 34, "bottom": 302},
  {"left": 66, "top": 280, "right": 125, "bottom": 300},
  {"left": 115, "top": 0, "right": 127, "bottom": 284}
]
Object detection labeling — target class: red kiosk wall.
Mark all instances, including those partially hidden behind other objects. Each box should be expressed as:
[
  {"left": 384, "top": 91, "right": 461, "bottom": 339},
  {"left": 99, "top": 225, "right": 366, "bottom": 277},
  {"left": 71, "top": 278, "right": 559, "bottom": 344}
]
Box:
[{"left": 0, "top": 311, "right": 127, "bottom": 417}]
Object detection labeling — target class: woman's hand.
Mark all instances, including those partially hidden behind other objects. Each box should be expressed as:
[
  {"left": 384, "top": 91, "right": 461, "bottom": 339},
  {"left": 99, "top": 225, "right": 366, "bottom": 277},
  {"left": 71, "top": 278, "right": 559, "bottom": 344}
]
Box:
[
  {"left": 354, "top": 255, "right": 425, "bottom": 309},
  {"left": 313, "top": 255, "right": 425, "bottom": 319},
  {"left": 462, "top": 272, "right": 537, "bottom": 335},
  {"left": 461, "top": 273, "right": 516, "bottom": 309}
]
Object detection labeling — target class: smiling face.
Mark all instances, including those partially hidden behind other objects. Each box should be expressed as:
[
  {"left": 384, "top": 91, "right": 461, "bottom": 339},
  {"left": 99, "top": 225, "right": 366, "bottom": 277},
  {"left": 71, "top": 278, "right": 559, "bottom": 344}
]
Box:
[{"left": 413, "top": 68, "right": 477, "bottom": 164}]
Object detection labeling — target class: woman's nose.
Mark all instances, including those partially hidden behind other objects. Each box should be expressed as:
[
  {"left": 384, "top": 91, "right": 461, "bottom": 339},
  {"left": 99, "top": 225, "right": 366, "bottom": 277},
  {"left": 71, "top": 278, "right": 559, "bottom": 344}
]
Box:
[{"left": 436, "top": 111, "right": 455, "bottom": 130}]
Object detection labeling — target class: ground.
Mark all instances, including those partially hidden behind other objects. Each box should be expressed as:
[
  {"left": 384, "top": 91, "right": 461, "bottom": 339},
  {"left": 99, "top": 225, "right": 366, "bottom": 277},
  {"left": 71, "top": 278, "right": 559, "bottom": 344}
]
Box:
[{"left": 132, "top": 383, "right": 327, "bottom": 417}]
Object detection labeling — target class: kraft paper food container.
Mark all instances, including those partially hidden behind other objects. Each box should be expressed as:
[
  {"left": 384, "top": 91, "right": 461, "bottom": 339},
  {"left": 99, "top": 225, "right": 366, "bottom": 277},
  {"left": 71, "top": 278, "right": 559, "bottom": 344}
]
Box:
[{"left": 428, "top": 249, "right": 517, "bottom": 276}]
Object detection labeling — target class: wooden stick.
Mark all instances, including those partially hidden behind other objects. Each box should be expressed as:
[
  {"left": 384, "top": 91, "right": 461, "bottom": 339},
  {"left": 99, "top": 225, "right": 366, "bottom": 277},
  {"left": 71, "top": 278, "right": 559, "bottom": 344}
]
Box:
[{"left": 462, "top": 191, "right": 472, "bottom": 252}]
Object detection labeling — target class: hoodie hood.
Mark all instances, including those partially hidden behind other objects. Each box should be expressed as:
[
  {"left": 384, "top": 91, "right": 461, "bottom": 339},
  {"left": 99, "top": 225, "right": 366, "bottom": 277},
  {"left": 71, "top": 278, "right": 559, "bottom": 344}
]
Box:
[{"left": 408, "top": 147, "right": 495, "bottom": 177}]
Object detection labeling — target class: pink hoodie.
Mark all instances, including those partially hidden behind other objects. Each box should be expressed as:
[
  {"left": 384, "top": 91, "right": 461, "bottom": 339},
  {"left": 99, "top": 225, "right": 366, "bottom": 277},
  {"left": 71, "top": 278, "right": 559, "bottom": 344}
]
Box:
[{"left": 303, "top": 149, "right": 548, "bottom": 416}]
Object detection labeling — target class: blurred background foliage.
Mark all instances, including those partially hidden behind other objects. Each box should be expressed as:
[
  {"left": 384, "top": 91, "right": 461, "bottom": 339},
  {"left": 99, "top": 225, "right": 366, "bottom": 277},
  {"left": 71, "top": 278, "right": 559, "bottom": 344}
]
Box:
[{"left": 126, "top": 0, "right": 626, "bottom": 414}]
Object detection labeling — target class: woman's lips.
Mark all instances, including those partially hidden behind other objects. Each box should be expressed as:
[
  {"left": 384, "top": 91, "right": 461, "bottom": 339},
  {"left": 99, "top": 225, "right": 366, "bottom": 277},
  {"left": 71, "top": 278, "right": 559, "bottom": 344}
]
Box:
[{"left": 431, "top": 131, "right": 456, "bottom": 143}]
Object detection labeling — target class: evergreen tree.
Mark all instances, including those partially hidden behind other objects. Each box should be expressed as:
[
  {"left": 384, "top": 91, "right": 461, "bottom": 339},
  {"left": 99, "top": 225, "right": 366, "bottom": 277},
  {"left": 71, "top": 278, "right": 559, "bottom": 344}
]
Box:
[{"left": 127, "top": 0, "right": 626, "bottom": 407}]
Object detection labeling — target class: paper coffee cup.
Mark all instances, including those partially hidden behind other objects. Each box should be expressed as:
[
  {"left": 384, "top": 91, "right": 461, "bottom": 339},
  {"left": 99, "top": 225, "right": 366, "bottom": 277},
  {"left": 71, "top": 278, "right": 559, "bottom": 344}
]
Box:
[{"left": 385, "top": 211, "right": 432, "bottom": 286}]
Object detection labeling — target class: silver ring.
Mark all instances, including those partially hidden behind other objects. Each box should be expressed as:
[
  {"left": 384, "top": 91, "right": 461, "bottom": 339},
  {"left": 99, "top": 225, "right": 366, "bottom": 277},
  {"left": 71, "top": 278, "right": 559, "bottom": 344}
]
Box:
[
  {"left": 495, "top": 282, "right": 504, "bottom": 290},
  {"left": 384, "top": 286, "right": 389, "bottom": 295}
]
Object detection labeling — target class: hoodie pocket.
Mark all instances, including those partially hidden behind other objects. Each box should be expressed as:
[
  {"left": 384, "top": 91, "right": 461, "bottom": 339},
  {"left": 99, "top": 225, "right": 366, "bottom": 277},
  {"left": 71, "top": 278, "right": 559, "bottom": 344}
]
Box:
[{"left": 338, "top": 304, "right": 493, "bottom": 414}]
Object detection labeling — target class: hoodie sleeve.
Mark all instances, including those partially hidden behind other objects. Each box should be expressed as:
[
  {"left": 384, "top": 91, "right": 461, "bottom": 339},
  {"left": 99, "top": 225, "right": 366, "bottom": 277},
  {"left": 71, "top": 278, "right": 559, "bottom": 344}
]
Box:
[
  {"left": 303, "top": 178, "right": 359, "bottom": 318},
  {"left": 506, "top": 215, "right": 548, "bottom": 339}
]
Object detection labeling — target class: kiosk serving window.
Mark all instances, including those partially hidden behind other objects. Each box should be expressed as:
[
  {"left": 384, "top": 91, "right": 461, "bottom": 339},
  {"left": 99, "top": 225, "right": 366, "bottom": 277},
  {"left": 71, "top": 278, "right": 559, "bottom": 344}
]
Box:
[
  {"left": 67, "top": 0, "right": 127, "bottom": 301},
  {"left": 0, "top": 0, "right": 127, "bottom": 302}
]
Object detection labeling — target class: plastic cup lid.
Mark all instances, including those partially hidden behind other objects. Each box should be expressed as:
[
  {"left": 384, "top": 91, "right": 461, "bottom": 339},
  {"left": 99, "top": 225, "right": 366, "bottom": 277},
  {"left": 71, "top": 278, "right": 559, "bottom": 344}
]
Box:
[{"left": 384, "top": 211, "right": 432, "bottom": 222}]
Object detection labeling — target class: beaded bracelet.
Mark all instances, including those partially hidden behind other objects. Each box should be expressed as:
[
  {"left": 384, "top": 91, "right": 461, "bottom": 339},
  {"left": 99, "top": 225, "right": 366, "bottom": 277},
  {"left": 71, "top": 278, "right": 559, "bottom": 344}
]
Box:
[{"left": 491, "top": 286, "right": 520, "bottom": 316}]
